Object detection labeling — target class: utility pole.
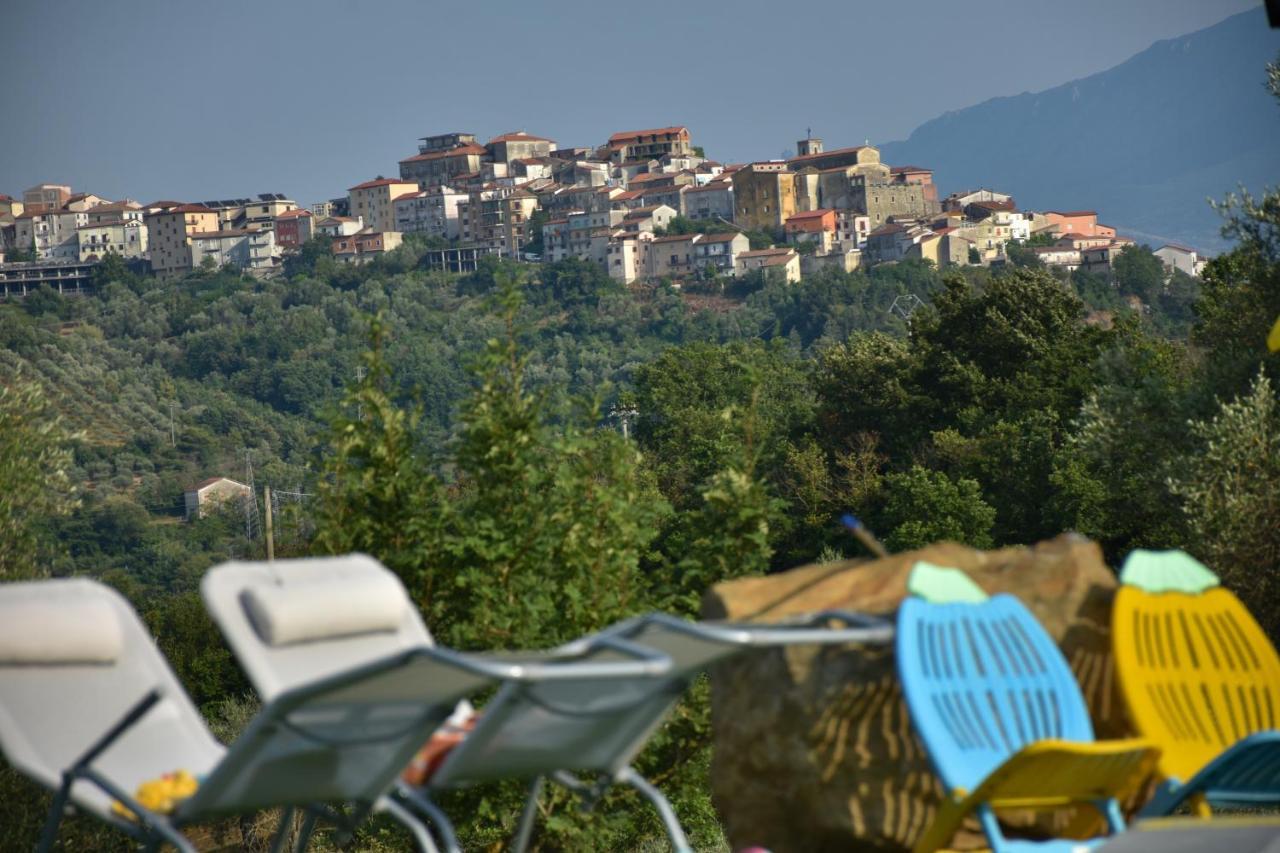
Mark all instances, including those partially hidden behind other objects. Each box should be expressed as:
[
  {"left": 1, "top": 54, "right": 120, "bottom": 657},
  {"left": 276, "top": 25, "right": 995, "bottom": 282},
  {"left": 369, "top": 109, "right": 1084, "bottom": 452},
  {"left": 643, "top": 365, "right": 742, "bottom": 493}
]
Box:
[
  {"left": 263, "top": 485, "right": 274, "bottom": 561},
  {"left": 168, "top": 400, "right": 176, "bottom": 448},
  {"left": 244, "top": 450, "right": 255, "bottom": 540}
]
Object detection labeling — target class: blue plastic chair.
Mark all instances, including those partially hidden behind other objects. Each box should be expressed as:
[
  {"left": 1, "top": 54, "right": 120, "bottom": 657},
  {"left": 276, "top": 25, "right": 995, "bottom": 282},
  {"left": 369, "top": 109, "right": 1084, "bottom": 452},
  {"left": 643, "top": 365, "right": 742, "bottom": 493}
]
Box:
[{"left": 897, "top": 563, "right": 1158, "bottom": 853}]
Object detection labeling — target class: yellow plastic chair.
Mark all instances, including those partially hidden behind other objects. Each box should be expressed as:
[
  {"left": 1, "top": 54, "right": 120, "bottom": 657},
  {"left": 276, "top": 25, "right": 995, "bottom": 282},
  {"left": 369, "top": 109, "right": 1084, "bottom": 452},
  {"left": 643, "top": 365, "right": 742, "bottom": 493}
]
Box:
[{"left": 1112, "top": 550, "right": 1280, "bottom": 817}]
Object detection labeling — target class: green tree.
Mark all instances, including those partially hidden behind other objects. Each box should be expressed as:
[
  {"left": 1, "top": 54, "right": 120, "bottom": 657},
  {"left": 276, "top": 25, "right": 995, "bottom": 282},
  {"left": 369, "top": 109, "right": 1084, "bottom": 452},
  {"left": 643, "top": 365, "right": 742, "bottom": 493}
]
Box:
[
  {"left": 878, "top": 465, "right": 996, "bottom": 552},
  {"left": 1168, "top": 370, "right": 1280, "bottom": 640},
  {"left": 1112, "top": 245, "right": 1165, "bottom": 305},
  {"left": 0, "top": 374, "right": 81, "bottom": 579},
  {"left": 311, "top": 314, "right": 441, "bottom": 593}
]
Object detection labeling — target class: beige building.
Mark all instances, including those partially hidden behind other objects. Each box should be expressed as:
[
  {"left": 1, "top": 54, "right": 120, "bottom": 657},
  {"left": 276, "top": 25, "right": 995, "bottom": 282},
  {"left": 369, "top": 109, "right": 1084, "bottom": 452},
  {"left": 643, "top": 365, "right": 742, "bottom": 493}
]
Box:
[
  {"left": 732, "top": 162, "right": 797, "bottom": 234},
  {"left": 604, "top": 231, "right": 654, "bottom": 284},
  {"left": 22, "top": 183, "right": 71, "bottom": 213},
  {"left": 14, "top": 210, "right": 81, "bottom": 260},
  {"left": 911, "top": 229, "right": 972, "bottom": 268},
  {"left": 691, "top": 232, "right": 750, "bottom": 278},
  {"left": 457, "top": 189, "right": 538, "bottom": 257},
  {"left": 348, "top": 179, "right": 418, "bottom": 233},
  {"left": 683, "top": 182, "right": 734, "bottom": 222},
  {"left": 184, "top": 477, "right": 251, "bottom": 521},
  {"left": 736, "top": 247, "right": 801, "bottom": 282},
  {"left": 620, "top": 204, "right": 678, "bottom": 234},
  {"left": 606, "top": 127, "right": 692, "bottom": 164},
  {"left": 647, "top": 233, "right": 702, "bottom": 280},
  {"left": 85, "top": 201, "right": 144, "bottom": 226},
  {"left": 188, "top": 229, "right": 278, "bottom": 270},
  {"left": 393, "top": 186, "right": 466, "bottom": 239},
  {"left": 398, "top": 145, "right": 487, "bottom": 189},
  {"left": 316, "top": 216, "right": 364, "bottom": 237},
  {"left": 487, "top": 132, "right": 555, "bottom": 164},
  {"left": 145, "top": 204, "right": 220, "bottom": 275},
  {"left": 0, "top": 194, "right": 24, "bottom": 219},
  {"left": 332, "top": 230, "right": 404, "bottom": 264},
  {"left": 78, "top": 219, "right": 148, "bottom": 261}
]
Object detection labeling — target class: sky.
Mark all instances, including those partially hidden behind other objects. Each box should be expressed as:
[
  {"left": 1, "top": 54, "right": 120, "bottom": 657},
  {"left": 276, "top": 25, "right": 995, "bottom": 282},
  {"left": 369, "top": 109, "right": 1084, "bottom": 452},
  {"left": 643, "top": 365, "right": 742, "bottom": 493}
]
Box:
[{"left": 0, "top": 0, "right": 1262, "bottom": 207}]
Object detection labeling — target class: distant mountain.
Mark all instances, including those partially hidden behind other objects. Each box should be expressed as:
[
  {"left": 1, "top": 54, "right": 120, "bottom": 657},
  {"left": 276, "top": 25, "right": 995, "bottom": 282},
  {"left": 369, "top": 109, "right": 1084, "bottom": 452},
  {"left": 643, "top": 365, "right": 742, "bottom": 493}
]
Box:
[{"left": 879, "top": 8, "right": 1280, "bottom": 254}]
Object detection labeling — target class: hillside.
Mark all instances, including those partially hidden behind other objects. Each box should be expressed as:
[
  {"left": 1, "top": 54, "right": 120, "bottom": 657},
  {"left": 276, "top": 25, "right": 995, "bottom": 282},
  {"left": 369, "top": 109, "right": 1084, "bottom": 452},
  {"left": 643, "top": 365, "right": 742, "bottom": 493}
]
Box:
[{"left": 879, "top": 8, "right": 1280, "bottom": 253}]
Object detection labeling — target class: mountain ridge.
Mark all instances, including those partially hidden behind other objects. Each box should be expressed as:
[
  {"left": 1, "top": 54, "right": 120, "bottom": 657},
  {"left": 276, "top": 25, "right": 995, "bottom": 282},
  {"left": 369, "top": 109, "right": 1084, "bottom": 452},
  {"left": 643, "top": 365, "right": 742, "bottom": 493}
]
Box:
[{"left": 879, "top": 8, "right": 1280, "bottom": 253}]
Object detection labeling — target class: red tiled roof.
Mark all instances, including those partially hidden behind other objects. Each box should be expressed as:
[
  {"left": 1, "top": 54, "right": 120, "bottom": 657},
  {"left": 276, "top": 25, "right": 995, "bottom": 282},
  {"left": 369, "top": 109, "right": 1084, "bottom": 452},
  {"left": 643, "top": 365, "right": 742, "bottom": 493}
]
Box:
[
  {"left": 608, "top": 126, "right": 689, "bottom": 143},
  {"left": 613, "top": 190, "right": 644, "bottom": 201},
  {"left": 398, "top": 145, "right": 487, "bottom": 164},
  {"left": 738, "top": 247, "right": 795, "bottom": 258},
  {"left": 787, "top": 145, "right": 869, "bottom": 164},
  {"left": 350, "top": 178, "right": 418, "bottom": 191},
  {"left": 158, "top": 204, "right": 215, "bottom": 214},
  {"left": 969, "top": 199, "right": 1015, "bottom": 211},
  {"left": 190, "top": 229, "right": 269, "bottom": 240},
  {"left": 628, "top": 173, "right": 671, "bottom": 185},
  {"left": 488, "top": 132, "right": 554, "bottom": 144},
  {"left": 699, "top": 232, "right": 743, "bottom": 243},
  {"left": 392, "top": 191, "right": 427, "bottom": 202},
  {"left": 650, "top": 233, "right": 698, "bottom": 244},
  {"left": 275, "top": 208, "right": 311, "bottom": 219},
  {"left": 86, "top": 200, "right": 142, "bottom": 212},
  {"left": 1046, "top": 210, "right": 1097, "bottom": 217},
  {"left": 144, "top": 200, "right": 184, "bottom": 209}
]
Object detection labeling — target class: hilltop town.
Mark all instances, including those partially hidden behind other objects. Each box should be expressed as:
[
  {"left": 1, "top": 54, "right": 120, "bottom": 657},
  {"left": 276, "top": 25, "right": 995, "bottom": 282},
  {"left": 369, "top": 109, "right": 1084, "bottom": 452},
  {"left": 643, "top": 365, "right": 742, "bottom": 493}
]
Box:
[{"left": 0, "top": 125, "right": 1208, "bottom": 297}]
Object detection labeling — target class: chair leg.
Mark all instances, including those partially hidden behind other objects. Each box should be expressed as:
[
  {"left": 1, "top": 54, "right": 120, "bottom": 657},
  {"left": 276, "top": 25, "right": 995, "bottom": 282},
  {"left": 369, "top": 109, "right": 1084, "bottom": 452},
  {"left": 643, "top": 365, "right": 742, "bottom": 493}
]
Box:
[
  {"left": 615, "top": 766, "right": 691, "bottom": 853},
  {"left": 36, "top": 779, "right": 72, "bottom": 853},
  {"left": 292, "top": 811, "right": 318, "bottom": 853},
  {"left": 512, "top": 775, "right": 545, "bottom": 853},
  {"left": 382, "top": 793, "right": 443, "bottom": 853},
  {"left": 1098, "top": 798, "right": 1126, "bottom": 835},
  {"left": 268, "top": 806, "right": 297, "bottom": 853},
  {"left": 975, "top": 804, "right": 1009, "bottom": 853}
]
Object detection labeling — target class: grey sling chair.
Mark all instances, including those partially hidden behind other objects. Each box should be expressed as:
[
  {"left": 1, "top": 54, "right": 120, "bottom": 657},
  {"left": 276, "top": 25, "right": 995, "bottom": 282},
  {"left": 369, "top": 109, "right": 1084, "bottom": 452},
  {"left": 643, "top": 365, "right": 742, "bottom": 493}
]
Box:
[
  {"left": 530, "top": 608, "right": 897, "bottom": 851},
  {"left": 0, "top": 577, "right": 584, "bottom": 853},
  {"left": 200, "top": 554, "right": 678, "bottom": 853},
  {"left": 202, "top": 554, "right": 894, "bottom": 853}
]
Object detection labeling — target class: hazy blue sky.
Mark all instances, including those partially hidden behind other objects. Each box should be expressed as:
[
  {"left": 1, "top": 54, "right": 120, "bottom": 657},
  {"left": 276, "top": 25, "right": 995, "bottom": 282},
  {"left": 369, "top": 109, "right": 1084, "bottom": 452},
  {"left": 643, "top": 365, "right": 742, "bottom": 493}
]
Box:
[{"left": 0, "top": 0, "right": 1262, "bottom": 206}]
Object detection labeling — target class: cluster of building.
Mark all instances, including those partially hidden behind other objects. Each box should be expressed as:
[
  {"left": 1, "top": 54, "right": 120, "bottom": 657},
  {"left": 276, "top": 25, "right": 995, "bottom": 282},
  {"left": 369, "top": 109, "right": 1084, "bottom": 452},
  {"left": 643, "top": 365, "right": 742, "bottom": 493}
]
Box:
[{"left": 0, "top": 125, "right": 1210, "bottom": 295}]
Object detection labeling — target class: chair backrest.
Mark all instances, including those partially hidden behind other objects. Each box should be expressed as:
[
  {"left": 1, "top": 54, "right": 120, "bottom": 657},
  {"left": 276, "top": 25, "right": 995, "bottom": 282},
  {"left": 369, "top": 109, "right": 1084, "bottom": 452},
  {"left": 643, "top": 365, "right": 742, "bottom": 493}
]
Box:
[
  {"left": 897, "top": 564, "right": 1095, "bottom": 794},
  {"left": 487, "top": 610, "right": 894, "bottom": 780},
  {"left": 201, "top": 554, "right": 435, "bottom": 701},
  {"left": 179, "top": 645, "right": 496, "bottom": 818},
  {"left": 429, "top": 643, "right": 684, "bottom": 786},
  {"left": 0, "top": 579, "right": 224, "bottom": 820},
  {"left": 1113, "top": 550, "right": 1280, "bottom": 786}
]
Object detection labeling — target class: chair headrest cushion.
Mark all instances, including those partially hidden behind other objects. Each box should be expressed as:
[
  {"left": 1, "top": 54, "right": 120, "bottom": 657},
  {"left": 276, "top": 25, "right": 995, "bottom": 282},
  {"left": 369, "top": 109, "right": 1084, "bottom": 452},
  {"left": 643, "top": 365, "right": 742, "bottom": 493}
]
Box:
[
  {"left": 243, "top": 569, "right": 408, "bottom": 646},
  {"left": 0, "top": 596, "right": 123, "bottom": 665}
]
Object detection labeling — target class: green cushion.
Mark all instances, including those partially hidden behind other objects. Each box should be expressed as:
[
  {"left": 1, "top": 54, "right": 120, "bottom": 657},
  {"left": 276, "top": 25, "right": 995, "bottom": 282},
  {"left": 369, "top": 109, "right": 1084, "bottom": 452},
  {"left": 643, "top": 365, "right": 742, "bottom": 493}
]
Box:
[
  {"left": 906, "top": 561, "right": 989, "bottom": 604},
  {"left": 1119, "top": 549, "right": 1220, "bottom": 594}
]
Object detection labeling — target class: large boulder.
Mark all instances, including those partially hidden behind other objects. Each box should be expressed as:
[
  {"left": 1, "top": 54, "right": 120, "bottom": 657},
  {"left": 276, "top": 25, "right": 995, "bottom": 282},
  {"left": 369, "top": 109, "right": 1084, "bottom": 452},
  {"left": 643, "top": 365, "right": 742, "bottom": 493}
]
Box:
[{"left": 702, "top": 534, "right": 1127, "bottom": 852}]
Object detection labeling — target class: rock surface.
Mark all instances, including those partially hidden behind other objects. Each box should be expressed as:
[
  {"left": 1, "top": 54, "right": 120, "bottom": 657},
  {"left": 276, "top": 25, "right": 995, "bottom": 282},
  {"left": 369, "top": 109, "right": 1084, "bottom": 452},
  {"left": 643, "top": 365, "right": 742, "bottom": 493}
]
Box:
[{"left": 702, "top": 534, "right": 1127, "bottom": 852}]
